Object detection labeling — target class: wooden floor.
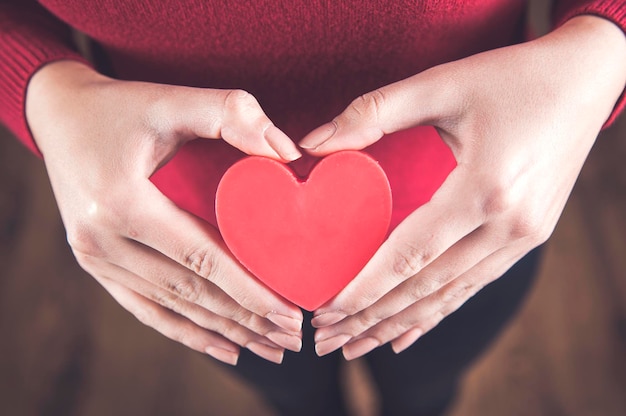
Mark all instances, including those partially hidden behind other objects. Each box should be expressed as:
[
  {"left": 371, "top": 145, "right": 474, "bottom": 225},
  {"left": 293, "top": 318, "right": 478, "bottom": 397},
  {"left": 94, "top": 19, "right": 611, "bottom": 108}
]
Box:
[{"left": 1, "top": 113, "right": 625, "bottom": 415}]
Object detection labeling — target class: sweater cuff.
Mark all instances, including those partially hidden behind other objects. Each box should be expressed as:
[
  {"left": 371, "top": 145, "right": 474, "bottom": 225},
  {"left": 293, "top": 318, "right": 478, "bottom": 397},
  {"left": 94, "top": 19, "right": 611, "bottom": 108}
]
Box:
[
  {"left": 554, "top": 2, "right": 626, "bottom": 128},
  {"left": 0, "top": 6, "right": 92, "bottom": 157}
]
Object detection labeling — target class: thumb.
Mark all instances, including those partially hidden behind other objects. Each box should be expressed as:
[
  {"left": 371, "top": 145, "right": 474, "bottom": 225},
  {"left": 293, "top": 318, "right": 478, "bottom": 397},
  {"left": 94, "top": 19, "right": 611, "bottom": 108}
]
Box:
[
  {"left": 165, "top": 87, "right": 302, "bottom": 162},
  {"left": 299, "top": 68, "right": 460, "bottom": 155}
]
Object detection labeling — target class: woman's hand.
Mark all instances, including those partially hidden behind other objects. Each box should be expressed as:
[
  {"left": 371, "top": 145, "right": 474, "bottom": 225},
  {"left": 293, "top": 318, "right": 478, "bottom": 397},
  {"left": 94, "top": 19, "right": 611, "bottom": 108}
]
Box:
[
  {"left": 26, "top": 61, "right": 304, "bottom": 365},
  {"left": 301, "top": 16, "right": 626, "bottom": 359}
]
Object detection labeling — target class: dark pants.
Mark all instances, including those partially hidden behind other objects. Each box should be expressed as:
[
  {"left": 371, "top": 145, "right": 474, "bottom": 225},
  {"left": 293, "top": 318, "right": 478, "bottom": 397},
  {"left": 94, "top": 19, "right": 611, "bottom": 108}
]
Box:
[{"left": 229, "top": 248, "right": 542, "bottom": 416}]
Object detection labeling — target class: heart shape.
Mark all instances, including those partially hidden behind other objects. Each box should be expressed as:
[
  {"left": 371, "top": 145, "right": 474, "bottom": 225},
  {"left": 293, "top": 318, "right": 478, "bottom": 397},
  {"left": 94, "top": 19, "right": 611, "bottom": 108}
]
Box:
[{"left": 216, "top": 150, "right": 392, "bottom": 311}]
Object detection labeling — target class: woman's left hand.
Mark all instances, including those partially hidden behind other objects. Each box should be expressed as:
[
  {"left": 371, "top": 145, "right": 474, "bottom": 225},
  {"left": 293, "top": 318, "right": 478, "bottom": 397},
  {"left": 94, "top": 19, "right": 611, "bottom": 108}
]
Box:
[{"left": 299, "top": 15, "right": 626, "bottom": 359}]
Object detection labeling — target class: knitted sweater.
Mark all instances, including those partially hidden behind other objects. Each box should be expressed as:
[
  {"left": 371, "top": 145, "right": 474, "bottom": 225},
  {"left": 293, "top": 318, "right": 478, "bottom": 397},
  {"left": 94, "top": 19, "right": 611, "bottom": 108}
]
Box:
[{"left": 1, "top": 1, "right": 625, "bottom": 228}]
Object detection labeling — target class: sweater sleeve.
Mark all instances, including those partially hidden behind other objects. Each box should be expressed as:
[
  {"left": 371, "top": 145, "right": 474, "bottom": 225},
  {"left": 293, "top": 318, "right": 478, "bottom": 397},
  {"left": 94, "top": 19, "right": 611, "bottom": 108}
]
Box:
[
  {"left": 552, "top": 0, "right": 626, "bottom": 127},
  {"left": 0, "top": 1, "right": 90, "bottom": 156}
]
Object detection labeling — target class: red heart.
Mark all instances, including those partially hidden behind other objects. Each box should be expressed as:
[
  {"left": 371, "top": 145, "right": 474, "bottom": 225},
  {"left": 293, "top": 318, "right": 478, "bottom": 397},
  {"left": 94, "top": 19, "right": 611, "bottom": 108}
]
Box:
[{"left": 216, "top": 150, "right": 392, "bottom": 311}]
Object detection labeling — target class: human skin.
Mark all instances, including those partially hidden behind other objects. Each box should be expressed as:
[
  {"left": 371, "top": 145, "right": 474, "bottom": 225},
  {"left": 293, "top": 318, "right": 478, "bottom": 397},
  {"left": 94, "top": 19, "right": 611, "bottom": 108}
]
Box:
[
  {"left": 300, "top": 15, "right": 626, "bottom": 359},
  {"left": 24, "top": 14, "right": 626, "bottom": 366},
  {"left": 25, "top": 62, "right": 305, "bottom": 366}
]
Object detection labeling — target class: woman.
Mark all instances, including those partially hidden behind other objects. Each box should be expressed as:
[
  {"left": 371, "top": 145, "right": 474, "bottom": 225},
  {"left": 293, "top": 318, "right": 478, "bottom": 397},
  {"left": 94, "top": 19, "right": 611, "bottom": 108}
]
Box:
[{"left": 1, "top": 1, "right": 625, "bottom": 414}]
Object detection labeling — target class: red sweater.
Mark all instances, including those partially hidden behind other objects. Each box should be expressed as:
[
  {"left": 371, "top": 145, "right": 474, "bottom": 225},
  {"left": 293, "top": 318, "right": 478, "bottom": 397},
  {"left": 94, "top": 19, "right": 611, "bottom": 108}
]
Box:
[{"left": 1, "top": 1, "right": 626, "bottom": 229}]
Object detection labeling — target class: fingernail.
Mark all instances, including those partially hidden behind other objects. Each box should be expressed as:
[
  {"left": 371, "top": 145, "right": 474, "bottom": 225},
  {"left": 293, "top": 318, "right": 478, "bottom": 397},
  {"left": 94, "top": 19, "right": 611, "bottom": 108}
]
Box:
[
  {"left": 247, "top": 342, "right": 284, "bottom": 364},
  {"left": 273, "top": 140, "right": 302, "bottom": 162},
  {"left": 342, "top": 337, "right": 380, "bottom": 361},
  {"left": 264, "top": 125, "right": 302, "bottom": 161},
  {"left": 205, "top": 346, "right": 239, "bottom": 366},
  {"left": 311, "top": 311, "right": 346, "bottom": 328},
  {"left": 266, "top": 331, "right": 302, "bottom": 352},
  {"left": 392, "top": 328, "right": 423, "bottom": 354},
  {"left": 315, "top": 333, "right": 352, "bottom": 357},
  {"left": 284, "top": 149, "right": 302, "bottom": 162},
  {"left": 299, "top": 122, "right": 336, "bottom": 150},
  {"left": 267, "top": 312, "right": 303, "bottom": 332}
]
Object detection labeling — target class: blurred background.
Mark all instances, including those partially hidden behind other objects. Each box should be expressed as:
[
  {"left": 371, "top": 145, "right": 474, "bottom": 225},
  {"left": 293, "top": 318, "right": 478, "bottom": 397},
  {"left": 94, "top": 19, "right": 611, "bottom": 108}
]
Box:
[{"left": 2, "top": 2, "right": 626, "bottom": 415}]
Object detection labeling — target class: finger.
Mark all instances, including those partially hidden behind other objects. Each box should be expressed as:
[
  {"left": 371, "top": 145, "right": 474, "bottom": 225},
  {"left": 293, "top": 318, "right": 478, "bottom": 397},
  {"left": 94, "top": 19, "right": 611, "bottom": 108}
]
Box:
[
  {"left": 95, "top": 268, "right": 288, "bottom": 363},
  {"left": 124, "top": 183, "right": 304, "bottom": 333},
  {"left": 313, "top": 224, "right": 502, "bottom": 350},
  {"left": 299, "top": 65, "right": 460, "bottom": 154},
  {"left": 343, "top": 246, "right": 527, "bottom": 360},
  {"left": 105, "top": 264, "right": 289, "bottom": 361},
  {"left": 312, "top": 167, "right": 482, "bottom": 327},
  {"left": 80, "top": 250, "right": 301, "bottom": 356},
  {"left": 167, "top": 87, "right": 301, "bottom": 161},
  {"left": 95, "top": 273, "right": 241, "bottom": 365},
  {"left": 99, "top": 236, "right": 302, "bottom": 345}
]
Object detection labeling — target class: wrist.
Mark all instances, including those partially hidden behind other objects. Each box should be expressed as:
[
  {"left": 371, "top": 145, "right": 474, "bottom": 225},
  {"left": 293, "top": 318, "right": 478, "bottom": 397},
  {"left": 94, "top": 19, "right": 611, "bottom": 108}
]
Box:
[
  {"left": 541, "top": 15, "right": 626, "bottom": 120},
  {"left": 25, "top": 60, "right": 107, "bottom": 155}
]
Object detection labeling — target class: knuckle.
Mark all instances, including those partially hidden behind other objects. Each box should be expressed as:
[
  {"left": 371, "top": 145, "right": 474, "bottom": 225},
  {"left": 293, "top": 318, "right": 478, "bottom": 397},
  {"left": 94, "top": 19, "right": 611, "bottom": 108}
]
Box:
[
  {"left": 166, "top": 276, "right": 202, "bottom": 304},
  {"left": 250, "top": 314, "right": 276, "bottom": 336},
  {"left": 224, "top": 89, "right": 258, "bottom": 114},
  {"left": 432, "top": 309, "right": 447, "bottom": 326},
  {"left": 481, "top": 175, "right": 554, "bottom": 244},
  {"left": 216, "top": 295, "right": 252, "bottom": 328},
  {"left": 355, "top": 310, "right": 382, "bottom": 333},
  {"left": 375, "top": 319, "right": 412, "bottom": 343},
  {"left": 440, "top": 297, "right": 467, "bottom": 319},
  {"left": 506, "top": 204, "right": 553, "bottom": 243},
  {"left": 440, "top": 281, "right": 478, "bottom": 305},
  {"left": 392, "top": 252, "right": 420, "bottom": 279},
  {"left": 340, "top": 284, "right": 383, "bottom": 316},
  {"left": 228, "top": 311, "right": 254, "bottom": 339},
  {"left": 66, "top": 196, "right": 131, "bottom": 259},
  {"left": 415, "top": 313, "right": 443, "bottom": 338},
  {"left": 408, "top": 275, "right": 440, "bottom": 301},
  {"left": 183, "top": 246, "right": 218, "bottom": 279},
  {"left": 525, "top": 205, "right": 554, "bottom": 245},
  {"left": 390, "top": 320, "right": 414, "bottom": 340},
  {"left": 219, "top": 323, "right": 246, "bottom": 345},
  {"left": 144, "top": 92, "right": 172, "bottom": 131},
  {"left": 507, "top": 213, "right": 543, "bottom": 241},
  {"left": 481, "top": 181, "right": 518, "bottom": 217},
  {"left": 232, "top": 290, "right": 258, "bottom": 312},
  {"left": 350, "top": 291, "right": 378, "bottom": 315},
  {"left": 235, "top": 310, "right": 259, "bottom": 331},
  {"left": 210, "top": 290, "right": 241, "bottom": 317},
  {"left": 391, "top": 242, "right": 431, "bottom": 279},
  {"left": 349, "top": 89, "right": 386, "bottom": 122},
  {"left": 153, "top": 291, "right": 182, "bottom": 313},
  {"left": 66, "top": 224, "right": 104, "bottom": 259},
  {"left": 214, "top": 324, "right": 235, "bottom": 344}
]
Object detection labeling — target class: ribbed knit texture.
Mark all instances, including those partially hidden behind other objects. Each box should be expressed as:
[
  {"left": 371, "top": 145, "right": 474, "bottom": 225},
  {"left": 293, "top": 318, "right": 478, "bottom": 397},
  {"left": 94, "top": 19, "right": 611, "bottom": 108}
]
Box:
[
  {"left": 2, "top": 0, "right": 625, "bottom": 154},
  {"left": 1, "top": 1, "right": 625, "bottom": 229},
  {"left": 0, "top": 2, "right": 89, "bottom": 155}
]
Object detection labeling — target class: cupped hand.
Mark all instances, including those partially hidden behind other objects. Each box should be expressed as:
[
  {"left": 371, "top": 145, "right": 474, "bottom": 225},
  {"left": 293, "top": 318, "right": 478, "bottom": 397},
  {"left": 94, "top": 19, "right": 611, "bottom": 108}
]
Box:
[
  {"left": 300, "top": 16, "right": 626, "bottom": 359},
  {"left": 26, "top": 61, "right": 304, "bottom": 365}
]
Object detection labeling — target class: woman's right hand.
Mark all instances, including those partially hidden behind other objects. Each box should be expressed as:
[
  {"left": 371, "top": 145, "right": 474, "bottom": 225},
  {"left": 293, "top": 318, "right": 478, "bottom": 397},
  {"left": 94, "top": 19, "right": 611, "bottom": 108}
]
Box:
[{"left": 25, "top": 60, "right": 304, "bottom": 365}]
